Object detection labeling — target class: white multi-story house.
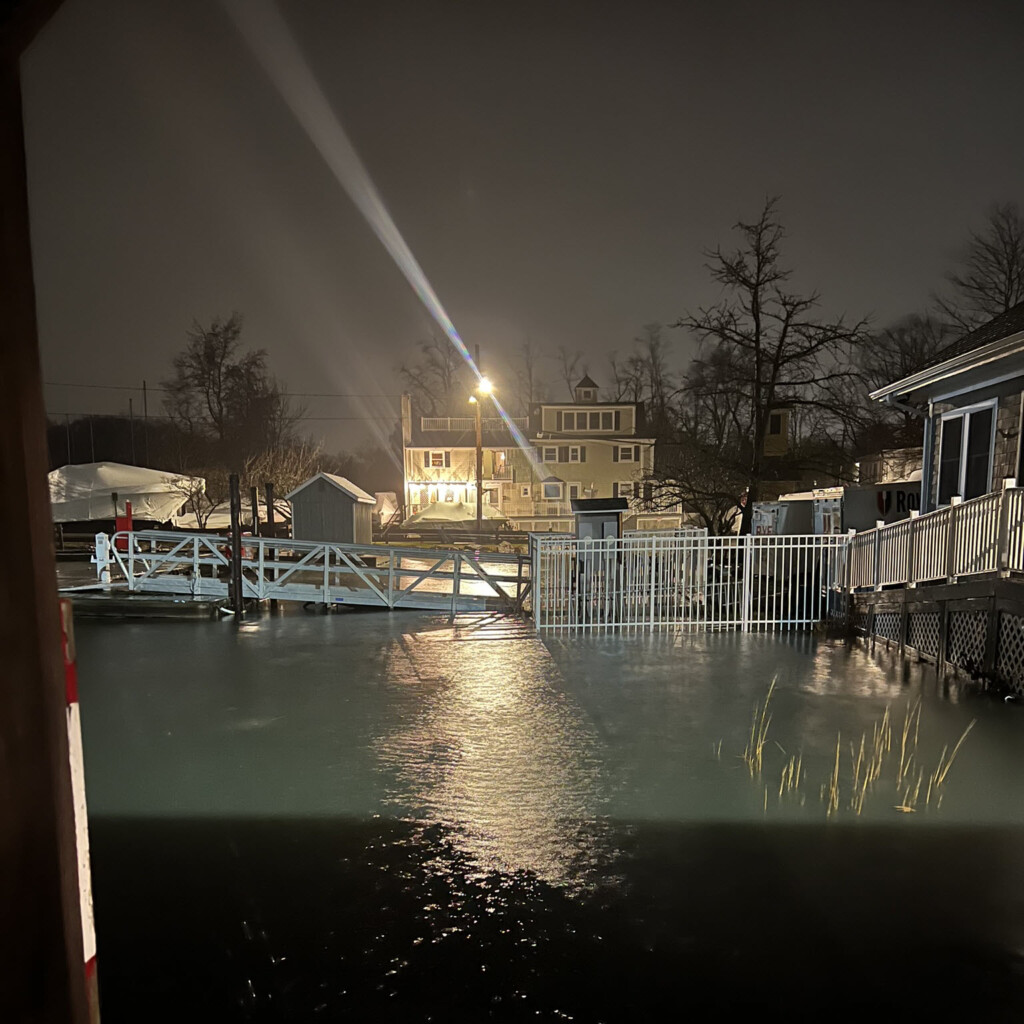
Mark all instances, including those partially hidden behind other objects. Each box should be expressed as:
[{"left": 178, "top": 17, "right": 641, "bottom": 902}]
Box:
[{"left": 401, "top": 375, "right": 681, "bottom": 531}]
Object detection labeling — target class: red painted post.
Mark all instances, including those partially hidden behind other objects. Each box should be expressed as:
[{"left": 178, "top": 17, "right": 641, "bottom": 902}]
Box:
[{"left": 59, "top": 599, "right": 100, "bottom": 1023}]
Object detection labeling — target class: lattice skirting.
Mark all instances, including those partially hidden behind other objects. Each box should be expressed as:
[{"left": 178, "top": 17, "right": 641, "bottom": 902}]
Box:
[
  {"left": 996, "top": 613, "right": 1024, "bottom": 696},
  {"left": 946, "top": 610, "right": 988, "bottom": 674},
  {"left": 906, "top": 611, "right": 940, "bottom": 658},
  {"left": 873, "top": 610, "right": 901, "bottom": 642}
]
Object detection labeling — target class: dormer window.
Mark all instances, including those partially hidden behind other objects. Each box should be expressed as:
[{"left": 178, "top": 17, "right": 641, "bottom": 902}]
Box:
[{"left": 573, "top": 374, "right": 600, "bottom": 404}]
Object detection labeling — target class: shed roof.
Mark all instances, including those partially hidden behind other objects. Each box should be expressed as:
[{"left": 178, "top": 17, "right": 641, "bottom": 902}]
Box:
[
  {"left": 284, "top": 472, "right": 375, "bottom": 504},
  {"left": 570, "top": 497, "right": 629, "bottom": 514}
]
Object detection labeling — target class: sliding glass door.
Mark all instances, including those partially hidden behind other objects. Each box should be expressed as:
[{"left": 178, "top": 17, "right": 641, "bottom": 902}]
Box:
[{"left": 937, "top": 401, "right": 995, "bottom": 505}]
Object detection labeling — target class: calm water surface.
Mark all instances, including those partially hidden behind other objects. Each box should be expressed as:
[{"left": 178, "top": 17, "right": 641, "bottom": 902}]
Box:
[{"left": 76, "top": 610, "right": 1024, "bottom": 1020}]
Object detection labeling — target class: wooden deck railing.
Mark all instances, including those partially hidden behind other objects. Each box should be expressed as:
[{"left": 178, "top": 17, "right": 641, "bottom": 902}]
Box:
[{"left": 846, "top": 479, "right": 1024, "bottom": 590}]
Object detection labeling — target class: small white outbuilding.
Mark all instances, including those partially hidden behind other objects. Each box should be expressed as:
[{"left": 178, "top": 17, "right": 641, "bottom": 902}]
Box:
[{"left": 285, "top": 473, "right": 375, "bottom": 544}]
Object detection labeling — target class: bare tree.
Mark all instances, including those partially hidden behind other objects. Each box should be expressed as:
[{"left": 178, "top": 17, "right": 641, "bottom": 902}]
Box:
[
  {"left": 555, "top": 345, "right": 583, "bottom": 399},
  {"left": 649, "top": 345, "right": 749, "bottom": 533},
  {"left": 855, "top": 314, "right": 954, "bottom": 443},
  {"left": 398, "top": 334, "right": 466, "bottom": 415},
  {"left": 163, "top": 312, "right": 299, "bottom": 464},
  {"left": 608, "top": 324, "right": 677, "bottom": 452},
  {"left": 512, "top": 335, "right": 546, "bottom": 414},
  {"left": 243, "top": 441, "right": 324, "bottom": 498},
  {"left": 672, "top": 197, "right": 867, "bottom": 534},
  {"left": 936, "top": 202, "right": 1024, "bottom": 331}
]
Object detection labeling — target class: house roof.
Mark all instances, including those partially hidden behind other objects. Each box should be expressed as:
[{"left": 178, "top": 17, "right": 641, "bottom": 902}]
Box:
[
  {"left": 284, "top": 472, "right": 375, "bottom": 504},
  {"left": 870, "top": 300, "right": 1024, "bottom": 404},
  {"left": 928, "top": 301, "right": 1024, "bottom": 365},
  {"left": 575, "top": 374, "right": 599, "bottom": 389}
]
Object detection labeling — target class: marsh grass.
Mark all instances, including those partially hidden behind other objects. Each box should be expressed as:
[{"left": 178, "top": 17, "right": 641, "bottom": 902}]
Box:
[
  {"left": 742, "top": 678, "right": 776, "bottom": 777},
  {"left": 736, "top": 684, "right": 976, "bottom": 819}
]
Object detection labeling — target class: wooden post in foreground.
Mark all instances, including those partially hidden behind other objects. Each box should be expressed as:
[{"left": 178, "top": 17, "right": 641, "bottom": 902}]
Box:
[
  {"left": 229, "top": 473, "right": 244, "bottom": 617},
  {"left": 0, "top": 11, "right": 91, "bottom": 1017}
]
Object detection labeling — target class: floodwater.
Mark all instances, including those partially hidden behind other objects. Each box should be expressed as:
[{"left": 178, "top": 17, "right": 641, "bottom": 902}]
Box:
[{"left": 75, "top": 610, "right": 1024, "bottom": 1020}]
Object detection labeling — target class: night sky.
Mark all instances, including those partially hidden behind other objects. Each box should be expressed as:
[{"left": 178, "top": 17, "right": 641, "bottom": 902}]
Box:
[{"left": 21, "top": 0, "right": 1024, "bottom": 452}]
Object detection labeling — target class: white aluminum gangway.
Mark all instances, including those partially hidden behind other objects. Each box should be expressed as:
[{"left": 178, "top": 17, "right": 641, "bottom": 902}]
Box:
[{"left": 90, "top": 531, "right": 530, "bottom": 615}]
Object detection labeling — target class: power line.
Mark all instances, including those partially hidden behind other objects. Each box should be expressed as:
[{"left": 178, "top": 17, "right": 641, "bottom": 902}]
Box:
[
  {"left": 44, "top": 381, "right": 401, "bottom": 399},
  {"left": 49, "top": 410, "right": 399, "bottom": 421}
]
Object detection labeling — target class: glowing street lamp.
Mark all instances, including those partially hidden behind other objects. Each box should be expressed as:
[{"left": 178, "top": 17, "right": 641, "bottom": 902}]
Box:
[{"left": 469, "top": 377, "right": 493, "bottom": 533}]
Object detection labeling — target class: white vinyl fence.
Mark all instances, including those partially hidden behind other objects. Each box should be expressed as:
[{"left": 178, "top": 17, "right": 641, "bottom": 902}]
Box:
[{"left": 531, "top": 532, "right": 847, "bottom": 632}]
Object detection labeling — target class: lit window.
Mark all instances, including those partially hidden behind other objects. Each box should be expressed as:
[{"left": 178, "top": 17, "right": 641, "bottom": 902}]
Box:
[{"left": 426, "top": 450, "right": 450, "bottom": 468}]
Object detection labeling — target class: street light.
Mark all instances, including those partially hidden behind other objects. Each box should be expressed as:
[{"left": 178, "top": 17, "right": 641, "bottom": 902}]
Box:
[{"left": 469, "top": 377, "right": 493, "bottom": 533}]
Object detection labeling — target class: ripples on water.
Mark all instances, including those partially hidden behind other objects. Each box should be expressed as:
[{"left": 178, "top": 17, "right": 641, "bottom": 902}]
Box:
[{"left": 75, "top": 611, "right": 1024, "bottom": 1019}]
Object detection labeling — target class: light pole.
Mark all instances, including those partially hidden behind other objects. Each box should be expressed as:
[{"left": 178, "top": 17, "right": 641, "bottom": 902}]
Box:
[{"left": 469, "top": 377, "right": 493, "bottom": 533}]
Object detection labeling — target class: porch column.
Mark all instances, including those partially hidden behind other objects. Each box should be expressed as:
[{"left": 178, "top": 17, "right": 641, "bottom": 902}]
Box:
[{"left": 920, "top": 403, "right": 935, "bottom": 514}]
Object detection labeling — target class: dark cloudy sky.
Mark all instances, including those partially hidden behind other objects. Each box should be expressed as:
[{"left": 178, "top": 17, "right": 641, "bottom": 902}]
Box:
[{"left": 21, "top": 0, "right": 1024, "bottom": 451}]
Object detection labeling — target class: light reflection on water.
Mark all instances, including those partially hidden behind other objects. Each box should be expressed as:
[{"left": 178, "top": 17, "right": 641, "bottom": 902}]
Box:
[{"left": 375, "top": 624, "right": 611, "bottom": 887}]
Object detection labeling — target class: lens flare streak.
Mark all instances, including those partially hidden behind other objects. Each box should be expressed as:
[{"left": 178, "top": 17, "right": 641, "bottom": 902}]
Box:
[{"left": 222, "top": 0, "right": 540, "bottom": 474}]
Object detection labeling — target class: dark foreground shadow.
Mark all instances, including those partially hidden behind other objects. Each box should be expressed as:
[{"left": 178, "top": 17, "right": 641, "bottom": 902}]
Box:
[{"left": 89, "top": 816, "right": 1024, "bottom": 1022}]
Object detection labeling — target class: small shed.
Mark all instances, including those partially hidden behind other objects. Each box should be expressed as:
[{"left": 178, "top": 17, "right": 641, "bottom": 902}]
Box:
[
  {"left": 285, "top": 473, "right": 375, "bottom": 544},
  {"left": 571, "top": 497, "right": 628, "bottom": 540}
]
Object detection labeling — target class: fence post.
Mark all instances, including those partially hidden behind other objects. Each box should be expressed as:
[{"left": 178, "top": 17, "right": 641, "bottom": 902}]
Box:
[
  {"left": 873, "top": 520, "right": 884, "bottom": 592},
  {"left": 906, "top": 509, "right": 919, "bottom": 588},
  {"left": 843, "top": 529, "right": 855, "bottom": 624},
  {"left": 740, "top": 535, "right": 752, "bottom": 631},
  {"left": 450, "top": 554, "right": 461, "bottom": 621},
  {"left": 997, "top": 477, "right": 1015, "bottom": 576},
  {"left": 946, "top": 496, "right": 962, "bottom": 583}
]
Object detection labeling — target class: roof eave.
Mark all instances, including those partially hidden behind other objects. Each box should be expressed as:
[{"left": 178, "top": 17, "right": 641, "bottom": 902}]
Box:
[{"left": 869, "top": 331, "right": 1024, "bottom": 404}]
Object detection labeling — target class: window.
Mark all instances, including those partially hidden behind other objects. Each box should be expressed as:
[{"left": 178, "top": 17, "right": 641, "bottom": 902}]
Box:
[
  {"left": 768, "top": 413, "right": 782, "bottom": 435},
  {"left": 937, "top": 401, "right": 996, "bottom": 504},
  {"left": 520, "top": 485, "right": 531, "bottom": 498},
  {"left": 543, "top": 446, "right": 557, "bottom": 463},
  {"left": 614, "top": 481, "right": 640, "bottom": 499},
  {"left": 589, "top": 412, "right": 600, "bottom": 429},
  {"left": 601, "top": 412, "right": 613, "bottom": 430},
  {"left": 568, "top": 446, "right": 580, "bottom": 462},
  {"left": 569, "top": 484, "right": 580, "bottom": 500},
  {"left": 542, "top": 482, "right": 562, "bottom": 500},
  {"left": 615, "top": 445, "right": 638, "bottom": 463},
  {"left": 424, "top": 450, "right": 450, "bottom": 468}
]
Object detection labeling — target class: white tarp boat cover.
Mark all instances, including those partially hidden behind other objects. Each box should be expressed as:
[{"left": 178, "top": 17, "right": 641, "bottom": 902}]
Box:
[
  {"left": 374, "top": 491, "right": 399, "bottom": 523},
  {"left": 402, "top": 500, "right": 506, "bottom": 528},
  {"left": 48, "top": 462, "right": 204, "bottom": 524}
]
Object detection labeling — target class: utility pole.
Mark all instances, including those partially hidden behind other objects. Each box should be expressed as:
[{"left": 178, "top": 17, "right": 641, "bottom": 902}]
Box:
[
  {"left": 142, "top": 379, "right": 149, "bottom": 465},
  {"left": 474, "top": 395, "right": 483, "bottom": 533},
  {"left": 128, "top": 398, "right": 135, "bottom": 464},
  {"left": 469, "top": 376, "right": 493, "bottom": 535}
]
